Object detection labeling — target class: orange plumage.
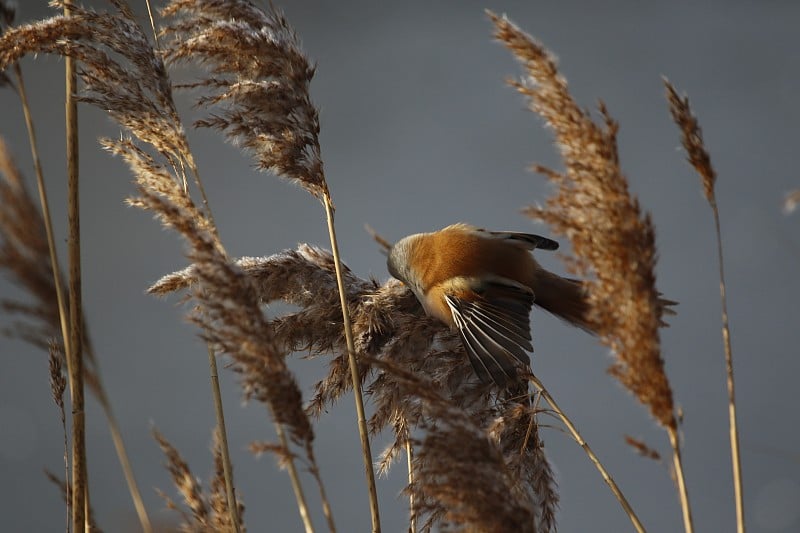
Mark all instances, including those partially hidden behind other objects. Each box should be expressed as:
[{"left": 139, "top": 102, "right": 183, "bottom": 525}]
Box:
[{"left": 387, "top": 223, "right": 590, "bottom": 387}]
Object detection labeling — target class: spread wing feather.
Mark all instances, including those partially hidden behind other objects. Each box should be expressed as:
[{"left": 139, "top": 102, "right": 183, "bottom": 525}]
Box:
[{"left": 445, "top": 278, "right": 535, "bottom": 387}]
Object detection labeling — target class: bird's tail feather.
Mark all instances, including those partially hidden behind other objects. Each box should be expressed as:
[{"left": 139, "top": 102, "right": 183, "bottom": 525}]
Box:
[
  {"left": 533, "top": 270, "right": 594, "bottom": 332},
  {"left": 533, "top": 269, "right": 677, "bottom": 331}
]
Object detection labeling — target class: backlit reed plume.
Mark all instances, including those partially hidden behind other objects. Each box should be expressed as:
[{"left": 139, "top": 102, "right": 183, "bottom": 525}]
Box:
[
  {"left": 152, "top": 245, "right": 560, "bottom": 532},
  {"left": 155, "top": 429, "right": 246, "bottom": 532},
  {"left": 665, "top": 80, "right": 744, "bottom": 533},
  {"left": 159, "top": 2, "right": 376, "bottom": 528},
  {"left": 489, "top": 11, "right": 691, "bottom": 532},
  {"left": 0, "top": 1, "right": 188, "bottom": 165},
  {"left": 0, "top": 2, "right": 327, "bottom": 529},
  {"left": 160, "top": 0, "right": 326, "bottom": 199}
]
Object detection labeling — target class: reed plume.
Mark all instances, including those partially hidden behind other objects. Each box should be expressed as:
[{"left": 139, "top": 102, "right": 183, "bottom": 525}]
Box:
[
  {"left": 489, "top": 10, "right": 690, "bottom": 531},
  {"left": 155, "top": 429, "right": 247, "bottom": 532},
  {"left": 153, "top": 244, "right": 560, "bottom": 531},
  {"left": 160, "top": 0, "right": 326, "bottom": 199},
  {"left": 160, "top": 2, "right": 375, "bottom": 528},
  {"left": 0, "top": 2, "right": 320, "bottom": 529}
]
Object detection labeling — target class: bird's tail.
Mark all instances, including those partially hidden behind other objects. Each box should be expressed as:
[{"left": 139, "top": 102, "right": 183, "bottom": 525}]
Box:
[
  {"left": 533, "top": 269, "right": 594, "bottom": 332},
  {"left": 533, "top": 269, "right": 677, "bottom": 332}
]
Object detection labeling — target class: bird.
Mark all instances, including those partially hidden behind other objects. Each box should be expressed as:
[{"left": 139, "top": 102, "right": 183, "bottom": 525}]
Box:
[{"left": 386, "top": 223, "right": 592, "bottom": 388}]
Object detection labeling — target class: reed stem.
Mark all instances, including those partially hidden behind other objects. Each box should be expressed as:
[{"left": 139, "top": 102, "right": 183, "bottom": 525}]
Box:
[
  {"left": 710, "top": 198, "right": 745, "bottom": 533},
  {"left": 323, "top": 195, "right": 381, "bottom": 533},
  {"left": 527, "top": 374, "right": 645, "bottom": 533},
  {"left": 668, "top": 426, "right": 694, "bottom": 533}
]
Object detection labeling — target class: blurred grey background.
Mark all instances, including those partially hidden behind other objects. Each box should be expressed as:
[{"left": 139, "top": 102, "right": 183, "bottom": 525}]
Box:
[{"left": 2, "top": 0, "right": 799, "bottom": 531}]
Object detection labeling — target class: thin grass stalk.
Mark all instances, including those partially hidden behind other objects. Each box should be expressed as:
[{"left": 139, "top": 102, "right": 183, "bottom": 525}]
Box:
[
  {"left": 667, "top": 427, "right": 693, "bottom": 533},
  {"left": 144, "top": 0, "right": 160, "bottom": 49},
  {"left": 63, "top": 2, "right": 87, "bottom": 531},
  {"left": 526, "top": 374, "right": 645, "bottom": 533},
  {"left": 274, "top": 421, "right": 315, "bottom": 533},
  {"left": 93, "top": 384, "right": 153, "bottom": 533},
  {"left": 14, "top": 59, "right": 154, "bottom": 533},
  {"left": 12, "top": 59, "right": 78, "bottom": 530},
  {"left": 12, "top": 65, "right": 71, "bottom": 359},
  {"left": 206, "top": 344, "right": 241, "bottom": 533},
  {"left": 303, "top": 443, "right": 335, "bottom": 532},
  {"left": 711, "top": 198, "right": 745, "bottom": 533},
  {"left": 405, "top": 435, "right": 416, "bottom": 533},
  {"left": 323, "top": 195, "right": 381, "bottom": 533},
  {"left": 664, "top": 80, "right": 730, "bottom": 533}
]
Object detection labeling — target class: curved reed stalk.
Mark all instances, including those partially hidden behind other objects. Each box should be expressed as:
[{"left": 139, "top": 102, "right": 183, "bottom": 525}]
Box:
[
  {"left": 665, "top": 80, "right": 743, "bottom": 533},
  {"left": 526, "top": 374, "right": 646, "bottom": 533}
]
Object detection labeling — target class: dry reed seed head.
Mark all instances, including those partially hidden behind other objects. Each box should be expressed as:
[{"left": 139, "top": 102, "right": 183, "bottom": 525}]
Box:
[
  {"left": 366, "top": 357, "right": 536, "bottom": 532},
  {"left": 0, "top": 140, "right": 110, "bottom": 399},
  {"left": 0, "top": 138, "right": 61, "bottom": 343},
  {"left": 0, "top": 1, "right": 190, "bottom": 166},
  {"left": 123, "top": 143, "right": 315, "bottom": 447},
  {"left": 490, "top": 11, "right": 676, "bottom": 430},
  {"left": 154, "top": 429, "right": 211, "bottom": 527},
  {"left": 151, "top": 237, "right": 555, "bottom": 527},
  {"left": 161, "top": 0, "right": 328, "bottom": 199},
  {"left": 664, "top": 80, "right": 717, "bottom": 202},
  {"left": 489, "top": 403, "right": 559, "bottom": 532},
  {"left": 210, "top": 429, "right": 245, "bottom": 532},
  {"left": 48, "top": 340, "right": 67, "bottom": 410}
]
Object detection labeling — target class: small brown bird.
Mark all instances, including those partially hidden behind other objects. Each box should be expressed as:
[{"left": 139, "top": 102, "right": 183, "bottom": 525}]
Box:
[{"left": 387, "top": 223, "right": 591, "bottom": 387}]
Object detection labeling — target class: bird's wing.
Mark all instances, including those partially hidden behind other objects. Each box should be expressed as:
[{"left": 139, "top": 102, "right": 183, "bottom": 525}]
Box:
[
  {"left": 484, "top": 230, "right": 559, "bottom": 251},
  {"left": 444, "top": 276, "right": 534, "bottom": 387}
]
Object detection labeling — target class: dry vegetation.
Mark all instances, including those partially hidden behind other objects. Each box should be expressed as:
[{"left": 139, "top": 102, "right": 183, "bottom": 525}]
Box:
[{"left": 0, "top": 1, "right": 748, "bottom": 532}]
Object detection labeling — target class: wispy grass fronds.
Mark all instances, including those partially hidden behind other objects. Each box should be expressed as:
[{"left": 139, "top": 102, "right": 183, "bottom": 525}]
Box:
[
  {"left": 665, "top": 80, "right": 744, "bottom": 533},
  {"left": 154, "top": 429, "right": 212, "bottom": 530},
  {"left": 154, "top": 245, "right": 561, "bottom": 531},
  {"left": 0, "top": 2, "right": 240, "bottom": 527},
  {"left": 0, "top": 1, "right": 189, "bottom": 168},
  {"left": 0, "top": 138, "right": 62, "bottom": 348},
  {"left": 0, "top": 132, "right": 153, "bottom": 531},
  {"left": 210, "top": 429, "right": 246, "bottom": 532},
  {"left": 160, "top": 3, "right": 376, "bottom": 526},
  {"left": 155, "top": 429, "right": 246, "bottom": 532},
  {"left": 489, "top": 11, "right": 688, "bottom": 530},
  {"left": 490, "top": 402, "right": 559, "bottom": 532},
  {"left": 161, "top": 0, "right": 326, "bottom": 199},
  {"left": 119, "top": 136, "right": 336, "bottom": 529},
  {"left": 368, "top": 357, "right": 536, "bottom": 533}
]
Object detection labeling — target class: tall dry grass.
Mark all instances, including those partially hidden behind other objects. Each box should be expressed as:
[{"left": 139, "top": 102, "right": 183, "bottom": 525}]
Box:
[{"left": 0, "top": 2, "right": 749, "bottom": 532}]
